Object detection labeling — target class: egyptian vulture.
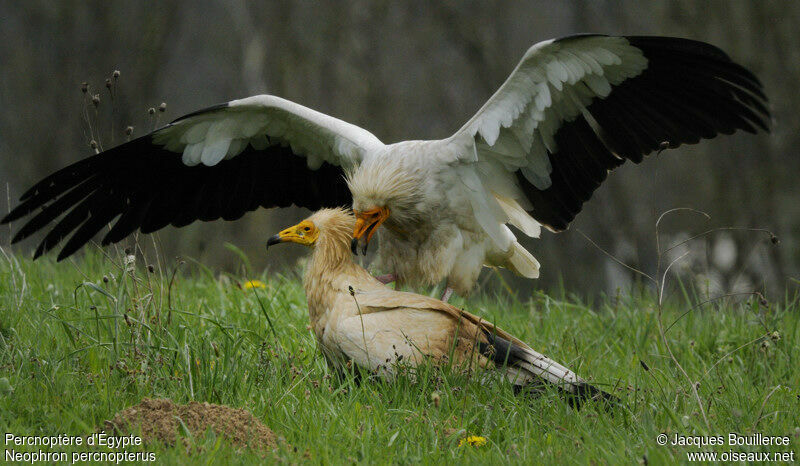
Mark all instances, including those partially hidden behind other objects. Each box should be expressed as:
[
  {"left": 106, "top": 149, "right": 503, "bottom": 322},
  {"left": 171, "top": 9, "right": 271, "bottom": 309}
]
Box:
[
  {"left": 266, "top": 208, "right": 615, "bottom": 405},
  {"left": 2, "top": 35, "right": 769, "bottom": 298}
]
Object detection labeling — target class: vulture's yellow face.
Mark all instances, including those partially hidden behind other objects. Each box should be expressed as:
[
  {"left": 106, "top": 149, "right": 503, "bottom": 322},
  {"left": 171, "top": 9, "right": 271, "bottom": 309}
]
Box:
[
  {"left": 351, "top": 206, "right": 390, "bottom": 255},
  {"left": 266, "top": 220, "right": 320, "bottom": 248}
]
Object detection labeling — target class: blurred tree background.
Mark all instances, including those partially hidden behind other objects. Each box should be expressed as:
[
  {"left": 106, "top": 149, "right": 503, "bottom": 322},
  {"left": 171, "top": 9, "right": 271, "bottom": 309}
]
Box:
[{"left": 1, "top": 0, "right": 798, "bottom": 299}]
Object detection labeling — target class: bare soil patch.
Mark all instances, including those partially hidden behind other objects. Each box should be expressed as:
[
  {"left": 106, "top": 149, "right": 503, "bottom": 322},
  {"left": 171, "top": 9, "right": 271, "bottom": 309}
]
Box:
[{"left": 104, "top": 398, "right": 278, "bottom": 451}]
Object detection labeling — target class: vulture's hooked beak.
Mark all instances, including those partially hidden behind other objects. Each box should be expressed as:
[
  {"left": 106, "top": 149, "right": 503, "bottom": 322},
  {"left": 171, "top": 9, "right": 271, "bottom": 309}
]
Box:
[
  {"left": 351, "top": 207, "right": 390, "bottom": 256},
  {"left": 266, "top": 235, "right": 283, "bottom": 248},
  {"left": 266, "top": 220, "right": 319, "bottom": 250}
]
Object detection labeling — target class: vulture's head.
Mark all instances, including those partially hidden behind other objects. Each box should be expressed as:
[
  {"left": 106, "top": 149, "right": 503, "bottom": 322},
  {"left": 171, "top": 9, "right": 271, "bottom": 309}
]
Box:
[
  {"left": 266, "top": 208, "right": 354, "bottom": 252},
  {"left": 347, "top": 158, "right": 422, "bottom": 255}
]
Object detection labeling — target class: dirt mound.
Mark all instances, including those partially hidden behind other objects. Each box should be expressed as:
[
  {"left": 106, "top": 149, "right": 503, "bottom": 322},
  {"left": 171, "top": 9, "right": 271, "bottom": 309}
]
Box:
[{"left": 104, "top": 398, "right": 278, "bottom": 451}]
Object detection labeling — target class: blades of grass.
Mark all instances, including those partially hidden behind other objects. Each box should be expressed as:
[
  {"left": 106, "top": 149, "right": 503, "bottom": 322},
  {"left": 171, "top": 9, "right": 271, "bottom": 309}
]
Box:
[
  {"left": 250, "top": 284, "right": 279, "bottom": 344},
  {"left": 185, "top": 342, "right": 194, "bottom": 399},
  {"left": 175, "top": 415, "right": 195, "bottom": 443},
  {"left": 36, "top": 305, "right": 100, "bottom": 344},
  {"left": 224, "top": 242, "right": 252, "bottom": 275},
  {"left": 78, "top": 281, "right": 116, "bottom": 301},
  {"left": 60, "top": 321, "right": 76, "bottom": 347}
]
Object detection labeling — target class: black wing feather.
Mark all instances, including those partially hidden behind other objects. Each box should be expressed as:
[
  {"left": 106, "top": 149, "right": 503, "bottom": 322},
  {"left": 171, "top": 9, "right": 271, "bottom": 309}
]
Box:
[
  {"left": 521, "top": 35, "right": 770, "bottom": 231},
  {"left": 3, "top": 133, "right": 351, "bottom": 260}
]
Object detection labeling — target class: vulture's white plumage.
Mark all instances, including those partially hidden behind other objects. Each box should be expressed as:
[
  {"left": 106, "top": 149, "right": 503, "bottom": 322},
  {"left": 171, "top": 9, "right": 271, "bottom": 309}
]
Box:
[{"left": 3, "top": 35, "right": 770, "bottom": 296}]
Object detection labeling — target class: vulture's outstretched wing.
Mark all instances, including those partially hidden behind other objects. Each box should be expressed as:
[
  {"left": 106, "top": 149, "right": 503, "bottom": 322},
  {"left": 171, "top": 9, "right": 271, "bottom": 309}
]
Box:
[
  {"left": 2, "top": 95, "right": 384, "bottom": 260},
  {"left": 453, "top": 35, "right": 770, "bottom": 232}
]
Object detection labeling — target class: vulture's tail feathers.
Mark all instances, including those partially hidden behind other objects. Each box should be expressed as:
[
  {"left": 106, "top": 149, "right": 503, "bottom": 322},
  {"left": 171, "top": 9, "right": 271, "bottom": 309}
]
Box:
[{"left": 479, "top": 330, "right": 618, "bottom": 409}]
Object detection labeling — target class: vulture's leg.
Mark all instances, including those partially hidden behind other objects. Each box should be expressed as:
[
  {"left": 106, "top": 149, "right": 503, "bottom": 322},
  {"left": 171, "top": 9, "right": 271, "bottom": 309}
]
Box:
[
  {"left": 375, "top": 273, "right": 396, "bottom": 285},
  {"left": 440, "top": 287, "right": 454, "bottom": 303}
]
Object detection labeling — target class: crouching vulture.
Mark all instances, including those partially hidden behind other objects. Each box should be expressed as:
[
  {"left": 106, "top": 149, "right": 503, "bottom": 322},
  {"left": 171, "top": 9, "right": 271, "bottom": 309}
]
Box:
[
  {"left": 266, "top": 208, "right": 616, "bottom": 406},
  {"left": 2, "top": 35, "right": 770, "bottom": 299}
]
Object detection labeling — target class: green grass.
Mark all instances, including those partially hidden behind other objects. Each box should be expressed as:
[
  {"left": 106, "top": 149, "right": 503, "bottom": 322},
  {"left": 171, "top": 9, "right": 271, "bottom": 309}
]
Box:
[{"left": 0, "top": 248, "right": 798, "bottom": 464}]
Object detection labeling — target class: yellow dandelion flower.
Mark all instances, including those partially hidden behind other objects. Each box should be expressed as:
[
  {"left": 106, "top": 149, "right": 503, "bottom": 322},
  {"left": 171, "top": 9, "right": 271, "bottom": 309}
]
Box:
[
  {"left": 458, "top": 435, "right": 487, "bottom": 447},
  {"left": 243, "top": 279, "right": 267, "bottom": 290}
]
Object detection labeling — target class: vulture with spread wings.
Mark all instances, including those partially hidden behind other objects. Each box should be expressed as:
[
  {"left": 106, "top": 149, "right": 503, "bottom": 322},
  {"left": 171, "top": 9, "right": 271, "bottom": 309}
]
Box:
[{"left": 3, "top": 35, "right": 770, "bottom": 299}]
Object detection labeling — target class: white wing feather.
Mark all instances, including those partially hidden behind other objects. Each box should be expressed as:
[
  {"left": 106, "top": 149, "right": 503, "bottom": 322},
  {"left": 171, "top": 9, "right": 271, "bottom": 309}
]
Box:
[
  {"left": 152, "top": 95, "right": 384, "bottom": 169},
  {"left": 441, "top": 36, "right": 648, "bottom": 252},
  {"left": 454, "top": 35, "right": 646, "bottom": 174}
]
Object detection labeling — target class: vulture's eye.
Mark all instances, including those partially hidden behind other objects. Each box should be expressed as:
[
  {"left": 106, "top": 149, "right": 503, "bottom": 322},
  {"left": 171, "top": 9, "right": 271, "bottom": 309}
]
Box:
[{"left": 304, "top": 227, "right": 311, "bottom": 232}]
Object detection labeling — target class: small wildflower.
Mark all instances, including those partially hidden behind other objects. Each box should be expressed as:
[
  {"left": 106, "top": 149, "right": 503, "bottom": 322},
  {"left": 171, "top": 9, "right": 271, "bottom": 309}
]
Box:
[
  {"left": 90, "top": 140, "right": 98, "bottom": 150},
  {"left": 124, "top": 254, "right": 136, "bottom": 271},
  {"left": 102, "top": 275, "right": 109, "bottom": 283},
  {"left": 92, "top": 94, "right": 100, "bottom": 107},
  {"left": 243, "top": 279, "right": 267, "bottom": 290},
  {"left": 125, "top": 126, "right": 133, "bottom": 136},
  {"left": 158, "top": 102, "right": 167, "bottom": 112},
  {"left": 112, "top": 70, "right": 120, "bottom": 78},
  {"left": 105, "top": 78, "right": 112, "bottom": 89},
  {"left": 147, "top": 264, "right": 155, "bottom": 273},
  {"left": 81, "top": 82, "right": 88, "bottom": 93},
  {"left": 458, "top": 435, "right": 487, "bottom": 447},
  {"left": 148, "top": 107, "right": 156, "bottom": 115},
  {"left": 771, "top": 330, "right": 781, "bottom": 341}
]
